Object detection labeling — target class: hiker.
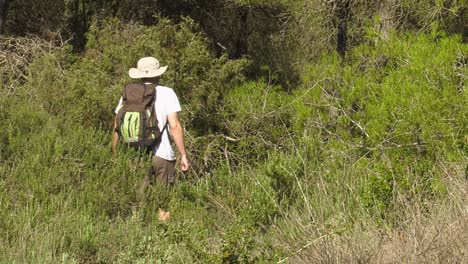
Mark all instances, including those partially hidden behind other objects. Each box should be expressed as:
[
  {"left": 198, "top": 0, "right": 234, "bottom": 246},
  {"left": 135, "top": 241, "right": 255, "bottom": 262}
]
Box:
[{"left": 112, "top": 57, "right": 190, "bottom": 221}]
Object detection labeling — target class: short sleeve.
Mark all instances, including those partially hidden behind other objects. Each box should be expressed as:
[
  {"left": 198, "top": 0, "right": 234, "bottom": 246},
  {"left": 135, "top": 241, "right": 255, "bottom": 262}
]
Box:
[
  {"left": 114, "top": 97, "right": 123, "bottom": 114},
  {"left": 166, "top": 89, "right": 181, "bottom": 114}
]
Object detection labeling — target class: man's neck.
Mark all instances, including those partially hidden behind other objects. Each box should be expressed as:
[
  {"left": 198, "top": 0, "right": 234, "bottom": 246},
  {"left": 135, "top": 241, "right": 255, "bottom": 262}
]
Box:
[{"left": 141, "top": 77, "right": 160, "bottom": 84}]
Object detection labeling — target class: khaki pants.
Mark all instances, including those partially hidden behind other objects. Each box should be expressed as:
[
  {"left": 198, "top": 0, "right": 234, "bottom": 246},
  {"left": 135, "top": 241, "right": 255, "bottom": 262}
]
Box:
[
  {"left": 139, "top": 156, "right": 175, "bottom": 210},
  {"left": 151, "top": 155, "right": 176, "bottom": 186}
]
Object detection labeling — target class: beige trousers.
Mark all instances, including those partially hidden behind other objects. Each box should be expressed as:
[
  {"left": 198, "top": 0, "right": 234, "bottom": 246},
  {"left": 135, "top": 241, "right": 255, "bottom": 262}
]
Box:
[{"left": 152, "top": 155, "right": 176, "bottom": 186}]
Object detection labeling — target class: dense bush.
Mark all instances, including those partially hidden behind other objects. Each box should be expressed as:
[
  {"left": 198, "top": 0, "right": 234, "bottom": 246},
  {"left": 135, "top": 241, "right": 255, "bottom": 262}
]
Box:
[
  {"left": 294, "top": 32, "right": 467, "bottom": 218},
  {"left": 24, "top": 18, "right": 248, "bottom": 134},
  {"left": 0, "top": 13, "right": 466, "bottom": 262}
]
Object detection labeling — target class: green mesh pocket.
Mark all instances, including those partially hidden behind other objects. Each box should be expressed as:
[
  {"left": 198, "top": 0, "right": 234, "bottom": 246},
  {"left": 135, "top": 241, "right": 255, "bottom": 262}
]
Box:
[{"left": 120, "top": 112, "right": 140, "bottom": 143}]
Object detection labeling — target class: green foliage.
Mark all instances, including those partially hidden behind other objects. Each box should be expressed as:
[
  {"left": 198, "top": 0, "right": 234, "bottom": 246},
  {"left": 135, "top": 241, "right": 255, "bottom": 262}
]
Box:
[
  {"left": 225, "top": 81, "right": 293, "bottom": 158},
  {"left": 3, "top": 0, "right": 66, "bottom": 36},
  {"left": 265, "top": 151, "right": 303, "bottom": 208},
  {"left": 1, "top": 13, "right": 467, "bottom": 262},
  {"left": 186, "top": 80, "right": 295, "bottom": 178},
  {"left": 401, "top": 0, "right": 468, "bottom": 36},
  {"left": 298, "top": 32, "right": 467, "bottom": 218},
  {"left": 24, "top": 17, "right": 248, "bottom": 134},
  {"left": 0, "top": 95, "right": 49, "bottom": 162}
]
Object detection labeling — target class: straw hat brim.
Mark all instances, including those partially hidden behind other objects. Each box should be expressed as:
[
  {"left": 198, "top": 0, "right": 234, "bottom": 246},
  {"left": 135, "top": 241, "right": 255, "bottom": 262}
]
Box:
[{"left": 128, "top": 66, "right": 168, "bottom": 79}]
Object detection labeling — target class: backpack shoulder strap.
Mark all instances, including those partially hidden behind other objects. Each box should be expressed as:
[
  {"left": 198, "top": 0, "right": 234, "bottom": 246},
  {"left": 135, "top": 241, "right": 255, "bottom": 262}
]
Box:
[{"left": 151, "top": 85, "right": 158, "bottom": 123}]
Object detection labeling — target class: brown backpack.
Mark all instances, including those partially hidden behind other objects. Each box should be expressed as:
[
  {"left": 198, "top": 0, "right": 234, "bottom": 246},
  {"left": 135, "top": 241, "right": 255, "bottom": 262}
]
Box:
[{"left": 116, "top": 83, "right": 162, "bottom": 150}]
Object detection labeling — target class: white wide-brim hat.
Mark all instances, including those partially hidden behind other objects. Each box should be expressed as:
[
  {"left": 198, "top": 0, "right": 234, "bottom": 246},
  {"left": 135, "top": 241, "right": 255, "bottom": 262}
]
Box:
[{"left": 129, "top": 57, "right": 168, "bottom": 79}]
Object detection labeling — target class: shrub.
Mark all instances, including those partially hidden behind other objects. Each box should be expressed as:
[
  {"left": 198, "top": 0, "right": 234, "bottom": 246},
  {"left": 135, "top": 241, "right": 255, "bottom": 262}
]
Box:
[
  {"left": 23, "top": 17, "right": 249, "bottom": 135},
  {"left": 297, "top": 32, "right": 467, "bottom": 218}
]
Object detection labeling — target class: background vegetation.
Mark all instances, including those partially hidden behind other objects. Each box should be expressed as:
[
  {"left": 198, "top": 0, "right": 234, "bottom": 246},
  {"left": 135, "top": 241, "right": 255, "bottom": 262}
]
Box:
[{"left": 0, "top": 0, "right": 467, "bottom": 263}]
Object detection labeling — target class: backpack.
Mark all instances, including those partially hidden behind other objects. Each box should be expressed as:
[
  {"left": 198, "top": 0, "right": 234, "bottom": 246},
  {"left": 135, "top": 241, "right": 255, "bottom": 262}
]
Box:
[{"left": 116, "top": 83, "right": 162, "bottom": 150}]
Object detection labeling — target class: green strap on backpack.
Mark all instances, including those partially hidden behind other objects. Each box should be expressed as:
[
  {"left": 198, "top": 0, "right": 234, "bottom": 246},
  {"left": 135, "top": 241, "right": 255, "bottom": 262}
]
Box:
[{"left": 116, "top": 83, "right": 162, "bottom": 151}]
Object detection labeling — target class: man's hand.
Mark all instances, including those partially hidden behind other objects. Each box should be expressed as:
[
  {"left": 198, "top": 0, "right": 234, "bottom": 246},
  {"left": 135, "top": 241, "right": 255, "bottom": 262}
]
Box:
[
  {"left": 168, "top": 112, "right": 190, "bottom": 172},
  {"left": 180, "top": 155, "right": 190, "bottom": 172}
]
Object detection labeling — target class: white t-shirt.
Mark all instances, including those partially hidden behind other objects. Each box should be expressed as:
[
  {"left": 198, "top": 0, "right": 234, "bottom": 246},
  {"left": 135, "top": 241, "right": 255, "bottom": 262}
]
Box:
[{"left": 115, "top": 85, "right": 181, "bottom": 161}]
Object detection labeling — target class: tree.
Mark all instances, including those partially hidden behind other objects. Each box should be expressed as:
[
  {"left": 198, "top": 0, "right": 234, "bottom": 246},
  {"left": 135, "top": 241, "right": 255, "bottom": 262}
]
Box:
[
  {"left": 3, "top": 0, "right": 65, "bottom": 37},
  {"left": 69, "top": 0, "right": 86, "bottom": 50},
  {"left": 336, "top": 0, "right": 351, "bottom": 58},
  {"left": 0, "top": 0, "right": 8, "bottom": 35}
]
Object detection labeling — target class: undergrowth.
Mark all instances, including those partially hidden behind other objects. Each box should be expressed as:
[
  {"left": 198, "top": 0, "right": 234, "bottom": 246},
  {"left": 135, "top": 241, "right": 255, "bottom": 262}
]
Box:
[{"left": 0, "top": 20, "right": 466, "bottom": 263}]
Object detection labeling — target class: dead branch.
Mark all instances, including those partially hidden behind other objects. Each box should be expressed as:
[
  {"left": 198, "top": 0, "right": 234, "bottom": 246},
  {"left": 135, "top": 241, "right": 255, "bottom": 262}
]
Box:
[{"left": 0, "top": 34, "right": 66, "bottom": 94}]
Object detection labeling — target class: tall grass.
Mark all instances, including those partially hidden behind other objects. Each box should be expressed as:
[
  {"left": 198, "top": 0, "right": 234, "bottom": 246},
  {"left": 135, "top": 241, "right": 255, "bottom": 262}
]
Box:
[{"left": 0, "top": 21, "right": 466, "bottom": 263}]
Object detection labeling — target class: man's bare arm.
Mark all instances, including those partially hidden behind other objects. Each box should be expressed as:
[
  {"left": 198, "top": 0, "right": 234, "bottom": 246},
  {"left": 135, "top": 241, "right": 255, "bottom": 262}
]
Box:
[
  {"left": 167, "top": 112, "right": 190, "bottom": 171},
  {"left": 111, "top": 116, "right": 119, "bottom": 154}
]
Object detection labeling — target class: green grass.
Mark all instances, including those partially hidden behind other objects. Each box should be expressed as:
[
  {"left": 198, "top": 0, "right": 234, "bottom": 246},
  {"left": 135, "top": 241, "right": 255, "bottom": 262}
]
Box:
[{"left": 1, "top": 28, "right": 467, "bottom": 263}]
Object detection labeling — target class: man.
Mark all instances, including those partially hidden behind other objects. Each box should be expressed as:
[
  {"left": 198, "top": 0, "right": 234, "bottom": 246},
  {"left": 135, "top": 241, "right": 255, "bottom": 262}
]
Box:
[{"left": 112, "top": 57, "right": 190, "bottom": 222}]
